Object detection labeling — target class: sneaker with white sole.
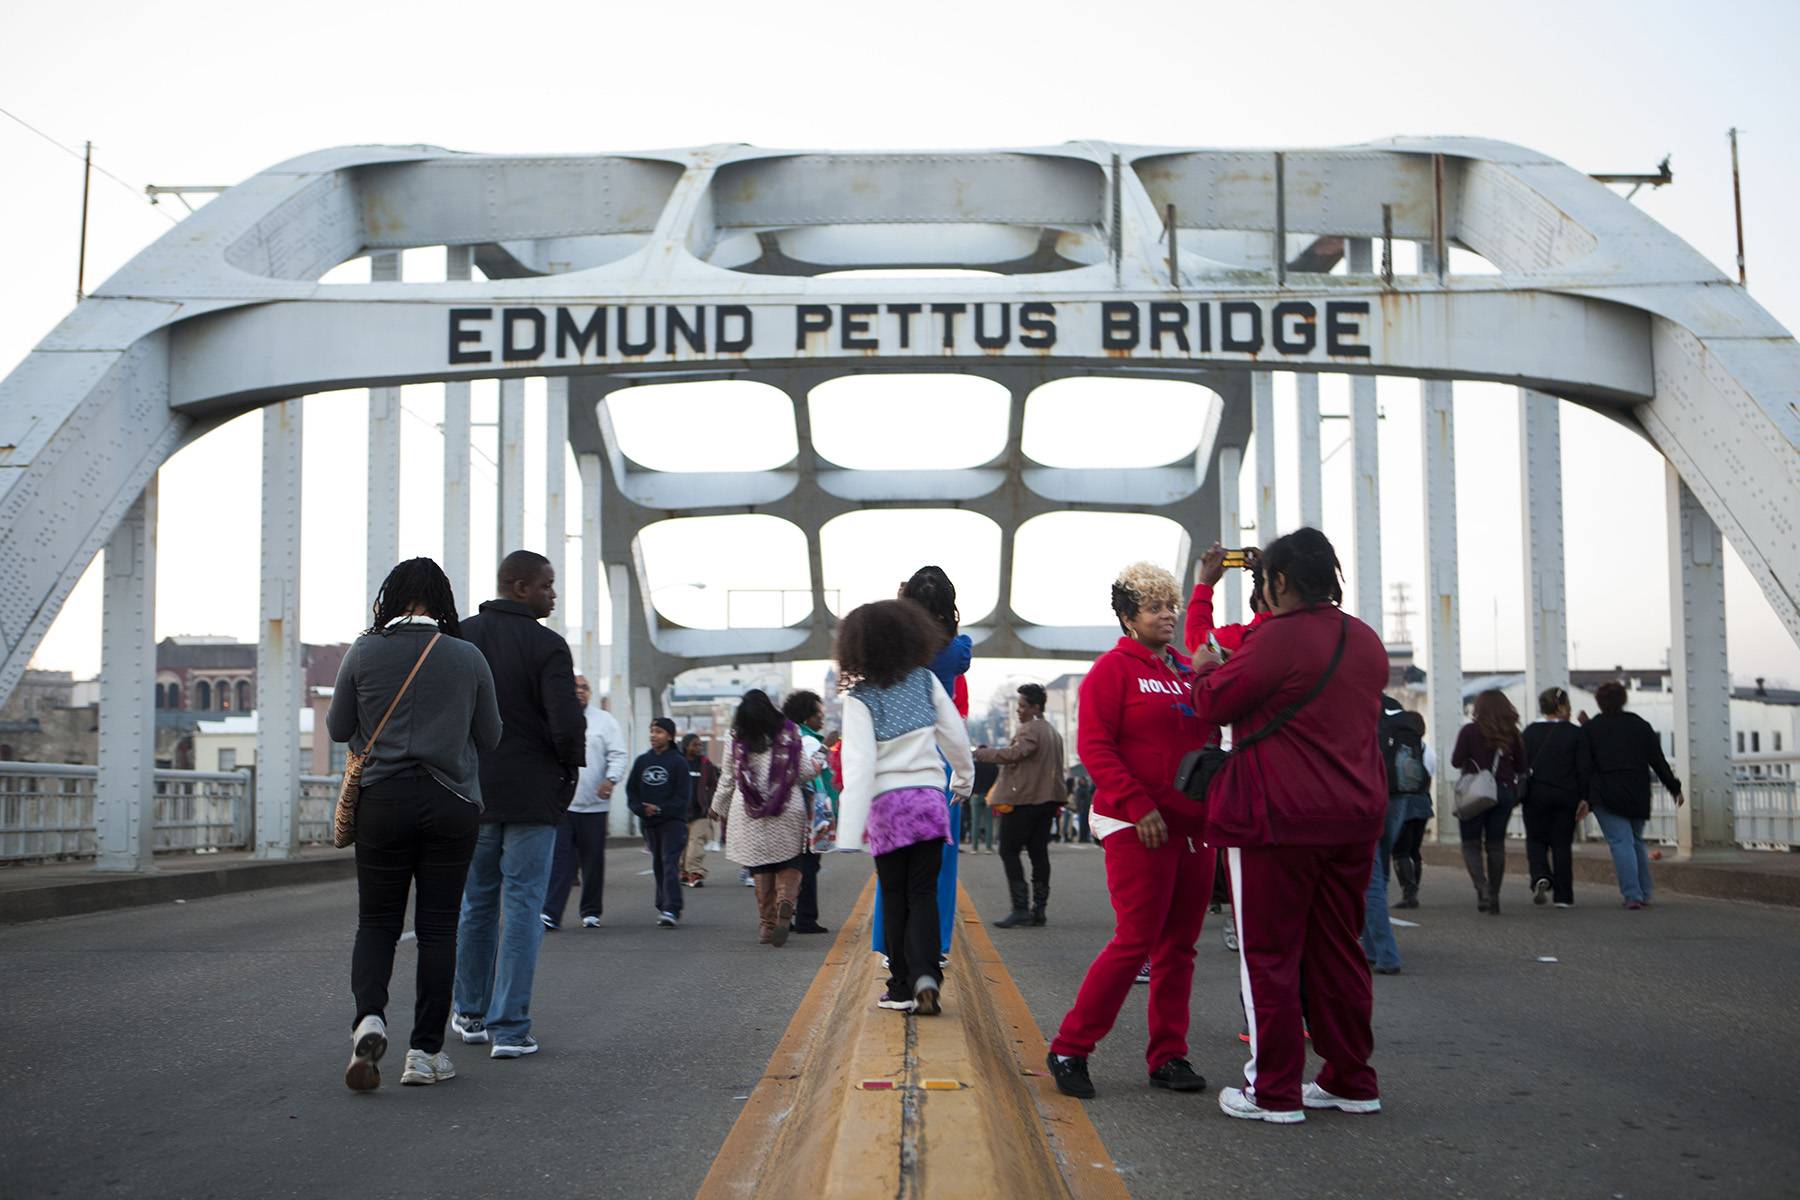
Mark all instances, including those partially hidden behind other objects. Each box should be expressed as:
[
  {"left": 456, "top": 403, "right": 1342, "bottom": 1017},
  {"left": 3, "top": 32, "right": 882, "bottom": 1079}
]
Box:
[
  {"left": 1218, "top": 1086, "right": 1304, "bottom": 1123},
  {"left": 401, "top": 1049, "right": 456, "bottom": 1085},
  {"left": 490, "top": 1037, "right": 539, "bottom": 1059},
  {"left": 1533, "top": 878, "right": 1552, "bottom": 906},
  {"left": 1223, "top": 917, "right": 1239, "bottom": 952},
  {"left": 450, "top": 1012, "right": 489, "bottom": 1045},
  {"left": 541, "top": 913, "right": 559, "bottom": 930},
  {"left": 345, "top": 1014, "right": 387, "bottom": 1092},
  {"left": 658, "top": 911, "right": 678, "bottom": 928},
  {"left": 582, "top": 915, "right": 601, "bottom": 928},
  {"left": 1301, "top": 1081, "right": 1381, "bottom": 1113},
  {"left": 1134, "top": 960, "right": 1151, "bottom": 985},
  {"left": 876, "top": 988, "right": 915, "bottom": 1012}
]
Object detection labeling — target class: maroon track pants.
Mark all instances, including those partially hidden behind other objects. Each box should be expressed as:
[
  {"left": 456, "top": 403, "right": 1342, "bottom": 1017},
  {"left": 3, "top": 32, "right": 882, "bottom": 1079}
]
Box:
[
  {"left": 1050, "top": 827, "right": 1214, "bottom": 1070},
  {"left": 1226, "top": 842, "right": 1379, "bottom": 1111}
]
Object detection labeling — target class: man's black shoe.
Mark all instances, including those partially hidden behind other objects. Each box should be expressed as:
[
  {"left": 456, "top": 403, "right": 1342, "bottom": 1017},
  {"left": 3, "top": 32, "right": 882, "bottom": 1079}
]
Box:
[
  {"left": 790, "top": 923, "right": 830, "bottom": 935},
  {"left": 1029, "top": 912, "right": 1047, "bottom": 927},
  {"left": 994, "top": 911, "right": 1032, "bottom": 929},
  {"left": 1046, "top": 1051, "right": 1096, "bottom": 1099},
  {"left": 1147, "top": 1057, "right": 1207, "bottom": 1092}
]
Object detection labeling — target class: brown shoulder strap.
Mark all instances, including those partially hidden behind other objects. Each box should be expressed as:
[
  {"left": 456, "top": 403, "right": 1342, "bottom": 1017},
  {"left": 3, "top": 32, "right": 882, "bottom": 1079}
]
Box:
[{"left": 362, "top": 632, "right": 441, "bottom": 756}]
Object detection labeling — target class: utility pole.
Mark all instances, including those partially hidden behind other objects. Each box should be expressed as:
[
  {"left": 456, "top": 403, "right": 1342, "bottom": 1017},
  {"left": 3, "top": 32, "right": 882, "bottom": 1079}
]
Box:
[
  {"left": 1728, "top": 128, "right": 1747, "bottom": 285},
  {"left": 76, "top": 140, "right": 93, "bottom": 301}
]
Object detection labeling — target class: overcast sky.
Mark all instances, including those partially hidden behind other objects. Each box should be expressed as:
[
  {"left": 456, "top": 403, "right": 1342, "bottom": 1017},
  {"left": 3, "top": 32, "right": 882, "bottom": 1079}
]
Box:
[{"left": 4, "top": 0, "right": 1798, "bottom": 710}]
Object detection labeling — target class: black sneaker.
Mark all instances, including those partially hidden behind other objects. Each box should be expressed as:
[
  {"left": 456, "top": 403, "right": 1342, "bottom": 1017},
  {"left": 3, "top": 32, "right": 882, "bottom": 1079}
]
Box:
[
  {"left": 1148, "top": 1057, "right": 1207, "bottom": 1092},
  {"left": 1046, "top": 1051, "right": 1096, "bottom": 1099}
]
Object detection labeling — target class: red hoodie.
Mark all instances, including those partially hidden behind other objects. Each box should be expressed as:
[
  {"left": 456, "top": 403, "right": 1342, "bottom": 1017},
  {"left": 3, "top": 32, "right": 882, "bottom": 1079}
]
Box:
[
  {"left": 1077, "top": 637, "right": 1213, "bottom": 838},
  {"left": 1190, "top": 604, "right": 1389, "bottom": 847},
  {"left": 1185, "top": 582, "right": 1269, "bottom": 654}
]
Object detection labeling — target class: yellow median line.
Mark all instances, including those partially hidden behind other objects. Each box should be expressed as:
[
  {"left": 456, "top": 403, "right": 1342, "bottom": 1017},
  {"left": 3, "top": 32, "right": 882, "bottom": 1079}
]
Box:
[{"left": 697, "top": 873, "right": 1129, "bottom": 1200}]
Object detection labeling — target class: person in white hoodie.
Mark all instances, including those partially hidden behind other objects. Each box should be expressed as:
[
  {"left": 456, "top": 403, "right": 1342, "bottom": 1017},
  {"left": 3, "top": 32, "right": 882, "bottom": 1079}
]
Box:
[
  {"left": 836, "top": 600, "right": 974, "bottom": 1017},
  {"left": 542, "top": 677, "right": 627, "bottom": 929}
]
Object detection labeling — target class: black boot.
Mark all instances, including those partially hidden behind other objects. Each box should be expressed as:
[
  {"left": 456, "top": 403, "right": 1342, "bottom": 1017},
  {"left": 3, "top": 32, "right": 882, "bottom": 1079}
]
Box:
[
  {"left": 1393, "top": 859, "right": 1419, "bottom": 909},
  {"left": 1485, "top": 842, "right": 1507, "bottom": 915},
  {"left": 1461, "top": 843, "right": 1489, "bottom": 912},
  {"left": 1030, "top": 883, "right": 1049, "bottom": 926},
  {"left": 994, "top": 910, "right": 1033, "bottom": 929}
]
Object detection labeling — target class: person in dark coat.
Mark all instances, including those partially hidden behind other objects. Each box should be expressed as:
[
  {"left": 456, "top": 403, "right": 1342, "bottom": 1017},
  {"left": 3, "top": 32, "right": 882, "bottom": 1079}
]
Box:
[
  {"left": 1451, "top": 690, "right": 1526, "bottom": 915},
  {"left": 1582, "top": 682, "right": 1682, "bottom": 908},
  {"left": 627, "top": 717, "right": 693, "bottom": 926},
  {"left": 449, "top": 550, "right": 585, "bottom": 1058},
  {"left": 1521, "top": 686, "right": 1588, "bottom": 908}
]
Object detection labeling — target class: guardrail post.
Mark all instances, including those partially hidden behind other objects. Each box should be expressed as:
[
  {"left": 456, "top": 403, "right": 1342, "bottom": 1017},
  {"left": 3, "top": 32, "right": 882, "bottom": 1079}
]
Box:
[
  {"left": 95, "top": 483, "right": 158, "bottom": 872},
  {"left": 1667, "top": 465, "right": 1734, "bottom": 853}
]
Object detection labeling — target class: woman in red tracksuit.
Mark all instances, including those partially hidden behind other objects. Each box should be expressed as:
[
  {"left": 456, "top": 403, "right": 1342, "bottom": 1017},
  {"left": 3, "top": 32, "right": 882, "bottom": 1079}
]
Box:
[
  {"left": 1044, "top": 561, "right": 1214, "bottom": 1101},
  {"left": 1190, "top": 528, "right": 1390, "bottom": 1123},
  {"left": 1184, "top": 542, "right": 1270, "bottom": 656}
]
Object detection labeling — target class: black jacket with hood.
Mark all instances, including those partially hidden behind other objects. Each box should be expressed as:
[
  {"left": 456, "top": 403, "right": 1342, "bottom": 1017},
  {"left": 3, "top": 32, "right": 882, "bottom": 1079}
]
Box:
[{"left": 457, "top": 599, "right": 585, "bottom": 824}]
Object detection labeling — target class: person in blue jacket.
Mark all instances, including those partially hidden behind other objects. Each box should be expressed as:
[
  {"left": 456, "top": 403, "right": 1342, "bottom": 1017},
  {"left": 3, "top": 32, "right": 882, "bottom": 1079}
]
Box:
[
  {"left": 872, "top": 566, "right": 972, "bottom": 966},
  {"left": 626, "top": 717, "right": 692, "bottom": 927}
]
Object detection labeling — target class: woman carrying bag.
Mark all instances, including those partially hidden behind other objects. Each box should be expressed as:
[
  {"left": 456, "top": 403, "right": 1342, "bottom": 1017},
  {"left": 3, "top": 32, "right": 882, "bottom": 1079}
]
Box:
[
  {"left": 711, "top": 689, "right": 823, "bottom": 946},
  {"left": 329, "top": 558, "right": 503, "bottom": 1092},
  {"left": 1450, "top": 690, "right": 1526, "bottom": 914}
]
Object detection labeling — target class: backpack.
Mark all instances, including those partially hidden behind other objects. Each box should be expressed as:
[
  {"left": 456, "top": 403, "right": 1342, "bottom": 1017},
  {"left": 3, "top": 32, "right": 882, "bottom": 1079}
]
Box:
[{"left": 1381, "top": 710, "right": 1431, "bottom": 796}]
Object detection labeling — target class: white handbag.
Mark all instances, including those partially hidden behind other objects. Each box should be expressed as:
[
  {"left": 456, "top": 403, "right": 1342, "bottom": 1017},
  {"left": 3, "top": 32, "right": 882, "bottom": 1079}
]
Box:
[{"left": 1452, "top": 749, "right": 1502, "bottom": 820}]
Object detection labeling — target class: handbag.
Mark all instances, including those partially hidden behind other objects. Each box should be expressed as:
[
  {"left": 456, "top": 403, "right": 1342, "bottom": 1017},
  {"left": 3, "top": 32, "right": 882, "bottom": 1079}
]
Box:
[
  {"left": 332, "top": 633, "right": 441, "bottom": 848},
  {"left": 1452, "top": 748, "right": 1502, "bottom": 821},
  {"left": 1174, "top": 612, "right": 1348, "bottom": 819}
]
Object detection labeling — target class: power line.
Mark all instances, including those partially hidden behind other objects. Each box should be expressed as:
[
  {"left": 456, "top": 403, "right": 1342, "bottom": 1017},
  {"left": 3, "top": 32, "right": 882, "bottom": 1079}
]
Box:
[{"left": 0, "top": 104, "right": 178, "bottom": 224}]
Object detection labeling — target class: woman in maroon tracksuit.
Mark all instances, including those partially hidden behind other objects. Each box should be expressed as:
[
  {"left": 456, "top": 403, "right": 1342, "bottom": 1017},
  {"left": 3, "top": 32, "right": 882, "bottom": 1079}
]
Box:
[
  {"left": 1191, "top": 529, "right": 1390, "bottom": 1123},
  {"left": 1043, "top": 562, "right": 1214, "bottom": 1101}
]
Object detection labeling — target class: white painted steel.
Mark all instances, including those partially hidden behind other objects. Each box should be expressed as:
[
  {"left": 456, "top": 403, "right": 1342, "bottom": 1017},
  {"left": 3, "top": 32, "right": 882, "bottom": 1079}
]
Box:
[
  {"left": 1667, "top": 466, "right": 1735, "bottom": 851},
  {"left": 1421, "top": 379, "right": 1463, "bottom": 839},
  {"left": 94, "top": 483, "right": 158, "bottom": 872},
  {"left": 498, "top": 379, "right": 526, "bottom": 556},
  {"left": 578, "top": 452, "right": 603, "bottom": 681},
  {"left": 1218, "top": 445, "right": 1244, "bottom": 624},
  {"left": 441, "top": 245, "right": 473, "bottom": 611},
  {"left": 254, "top": 399, "right": 303, "bottom": 859},
  {"left": 545, "top": 376, "right": 570, "bottom": 639},
  {"left": 1345, "top": 238, "right": 1383, "bottom": 638},
  {"left": 1295, "top": 373, "right": 1322, "bottom": 530},
  {"left": 1252, "top": 372, "right": 1278, "bottom": 543},
  {"left": 365, "top": 252, "right": 402, "bottom": 608},
  {"left": 607, "top": 561, "right": 634, "bottom": 836},
  {"left": 1519, "top": 388, "right": 1569, "bottom": 711}
]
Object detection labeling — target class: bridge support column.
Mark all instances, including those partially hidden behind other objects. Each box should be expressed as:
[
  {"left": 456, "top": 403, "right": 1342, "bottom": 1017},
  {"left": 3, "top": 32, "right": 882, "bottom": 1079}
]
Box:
[
  {"left": 95, "top": 481, "right": 158, "bottom": 873},
  {"left": 442, "top": 246, "right": 472, "bottom": 610},
  {"left": 1252, "top": 372, "right": 1277, "bottom": 543},
  {"left": 545, "top": 377, "right": 569, "bottom": 640},
  {"left": 1296, "top": 373, "right": 1322, "bottom": 529},
  {"left": 255, "top": 399, "right": 303, "bottom": 859},
  {"left": 1422, "top": 380, "right": 1463, "bottom": 841},
  {"left": 1520, "top": 389, "right": 1569, "bottom": 706},
  {"left": 1218, "top": 444, "right": 1244, "bottom": 624},
  {"left": 498, "top": 379, "right": 526, "bottom": 554},
  {"left": 578, "top": 452, "right": 603, "bottom": 681},
  {"left": 607, "top": 561, "right": 635, "bottom": 836},
  {"left": 365, "top": 252, "right": 402, "bottom": 607},
  {"left": 1346, "top": 239, "right": 1383, "bottom": 637},
  {"left": 1666, "top": 467, "right": 1735, "bottom": 853}
]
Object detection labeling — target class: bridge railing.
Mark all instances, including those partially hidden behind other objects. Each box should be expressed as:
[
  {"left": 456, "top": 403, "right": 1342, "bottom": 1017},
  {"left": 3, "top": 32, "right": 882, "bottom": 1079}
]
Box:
[
  {"left": 0, "top": 763, "right": 340, "bottom": 863},
  {"left": 1491, "top": 753, "right": 1799, "bottom": 849}
]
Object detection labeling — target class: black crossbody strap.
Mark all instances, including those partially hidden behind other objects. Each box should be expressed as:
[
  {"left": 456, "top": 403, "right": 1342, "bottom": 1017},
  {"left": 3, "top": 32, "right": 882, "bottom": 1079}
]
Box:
[{"left": 1232, "top": 612, "right": 1348, "bottom": 753}]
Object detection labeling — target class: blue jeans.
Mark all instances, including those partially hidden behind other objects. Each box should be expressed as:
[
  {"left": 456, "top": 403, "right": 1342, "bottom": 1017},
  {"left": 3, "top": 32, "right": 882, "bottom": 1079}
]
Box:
[
  {"left": 1592, "top": 804, "right": 1653, "bottom": 903},
  {"left": 453, "top": 822, "right": 558, "bottom": 1045},
  {"left": 1361, "top": 795, "right": 1407, "bottom": 971}
]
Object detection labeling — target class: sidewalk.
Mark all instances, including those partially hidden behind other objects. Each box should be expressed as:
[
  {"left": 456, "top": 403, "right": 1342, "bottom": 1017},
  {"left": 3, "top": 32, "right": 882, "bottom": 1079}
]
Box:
[
  {"left": 1421, "top": 841, "right": 1800, "bottom": 906},
  {"left": 0, "top": 845, "right": 354, "bottom": 924}
]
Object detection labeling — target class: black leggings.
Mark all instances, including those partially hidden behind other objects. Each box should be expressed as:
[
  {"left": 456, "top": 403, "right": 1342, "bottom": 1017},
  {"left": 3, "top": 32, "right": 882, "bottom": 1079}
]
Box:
[
  {"left": 875, "top": 838, "right": 944, "bottom": 997},
  {"left": 1391, "top": 818, "right": 1428, "bottom": 883},
  {"left": 351, "top": 771, "right": 478, "bottom": 1054}
]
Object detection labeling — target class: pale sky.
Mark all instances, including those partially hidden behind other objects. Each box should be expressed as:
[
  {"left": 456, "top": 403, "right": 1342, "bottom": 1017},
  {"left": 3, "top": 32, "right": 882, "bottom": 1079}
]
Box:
[{"left": 4, "top": 0, "right": 1799, "bottom": 711}]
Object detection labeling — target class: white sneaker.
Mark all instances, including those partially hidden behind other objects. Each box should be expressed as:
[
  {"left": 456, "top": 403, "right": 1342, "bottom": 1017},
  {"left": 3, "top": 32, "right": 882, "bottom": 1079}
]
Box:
[
  {"left": 1218, "top": 1086, "right": 1304, "bottom": 1123},
  {"left": 582, "top": 915, "right": 601, "bottom": 928},
  {"left": 401, "top": 1049, "right": 456, "bottom": 1085},
  {"left": 1134, "top": 960, "right": 1151, "bottom": 985},
  {"left": 1302, "top": 1081, "right": 1381, "bottom": 1113},
  {"left": 490, "top": 1036, "right": 539, "bottom": 1059},
  {"left": 345, "top": 1014, "right": 387, "bottom": 1092},
  {"left": 450, "top": 1012, "right": 489, "bottom": 1045},
  {"left": 658, "top": 911, "right": 678, "bottom": 928}
]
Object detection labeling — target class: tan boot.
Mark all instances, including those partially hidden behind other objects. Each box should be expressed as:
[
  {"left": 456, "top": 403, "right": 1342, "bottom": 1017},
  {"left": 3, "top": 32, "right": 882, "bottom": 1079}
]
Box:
[
  {"left": 771, "top": 868, "right": 801, "bottom": 948},
  {"left": 753, "top": 873, "right": 777, "bottom": 943}
]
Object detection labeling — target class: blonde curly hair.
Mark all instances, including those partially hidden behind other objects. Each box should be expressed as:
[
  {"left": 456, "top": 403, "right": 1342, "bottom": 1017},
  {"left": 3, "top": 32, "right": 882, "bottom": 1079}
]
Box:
[{"left": 1111, "top": 561, "right": 1180, "bottom": 631}]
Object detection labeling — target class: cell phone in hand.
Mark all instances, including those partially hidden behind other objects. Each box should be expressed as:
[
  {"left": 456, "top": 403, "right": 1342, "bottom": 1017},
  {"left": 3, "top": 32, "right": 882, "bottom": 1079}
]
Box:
[
  {"left": 1206, "top": 632, "right": 1230, "bottom": 661},
  {"left": 1221, "top": 549, "right": 1252, "bottom": 569}
]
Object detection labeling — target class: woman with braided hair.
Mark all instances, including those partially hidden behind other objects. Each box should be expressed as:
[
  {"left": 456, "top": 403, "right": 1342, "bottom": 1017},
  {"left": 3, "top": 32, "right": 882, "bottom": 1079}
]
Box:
[{"left": 711, "top": 689, "right": 823, "bottom": 946}]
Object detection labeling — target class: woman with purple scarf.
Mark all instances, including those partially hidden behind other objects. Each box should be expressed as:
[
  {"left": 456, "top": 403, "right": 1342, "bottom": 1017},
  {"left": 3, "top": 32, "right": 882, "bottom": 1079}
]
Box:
[{"left": 711, "top": 689, "right": 823, "bottom": 946}]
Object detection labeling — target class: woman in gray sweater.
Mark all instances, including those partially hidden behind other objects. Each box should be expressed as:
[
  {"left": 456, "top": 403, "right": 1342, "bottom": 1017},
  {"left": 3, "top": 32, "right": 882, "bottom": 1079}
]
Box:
[{"left": 329, "top": 558, "right": 502, "bottom": 1091}]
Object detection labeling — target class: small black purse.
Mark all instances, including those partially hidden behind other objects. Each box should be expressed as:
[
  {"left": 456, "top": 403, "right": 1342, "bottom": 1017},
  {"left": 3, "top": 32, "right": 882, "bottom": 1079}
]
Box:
[{"left": 1175, "top": 614, "right": 1347, "bottom": 804}]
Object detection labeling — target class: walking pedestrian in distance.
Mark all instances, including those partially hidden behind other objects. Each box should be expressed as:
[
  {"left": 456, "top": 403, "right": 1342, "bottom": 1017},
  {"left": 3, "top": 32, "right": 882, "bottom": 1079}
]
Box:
[
  {"left": 679, "top": 734, "right": 721, "bottom": 889},
  {"left": 626, "top": 718, "right": 692, "bottom": 926},
  {"left": 968, "top": 756, "right": 999, "bottom": 852},
  {"left": 1452, "top": 690, "right": 1526, "bottom": 915},
  {"left": 1521, "top": 687, "right": 1587, "bottom": 908},
  {"left": 836, "top": 600, "right": 974, "bottom": 1017},
  {"left": 333, "top": 558, "right": 502, "bottom": 1090},
  {"left": 1385, "top": 708, "right": 1436, "bottom": 910},
  {"left": 781, "top": 690, "right": 837, "bottom": 934},
  {"left": 977, "top": 683, "right": 1068, "bottom": 929},
  {"left": 1044, "top": 562, "right": 1213, "bottom": 1102},
  {"left": 712, "top": 690, "right": 823, "bottom": 945},
  {"left": 1582, "top": 682, "right": 1683, "bottom": 908},
  {"left": 1363, "top": 697, "right": 1424, "bottom": 975},
  {"left": 1192, "top": 528, "right": 1390, "bottom": 1123},
  {"left": 542, "top": 677, "right": 626, "bottom": 930},
  {"left": 451, "top": 550, "right": 585, "bottom": 1060}
]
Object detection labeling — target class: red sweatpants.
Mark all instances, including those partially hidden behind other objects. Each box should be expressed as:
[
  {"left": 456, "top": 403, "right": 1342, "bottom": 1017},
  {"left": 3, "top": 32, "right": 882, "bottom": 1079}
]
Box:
[
  {"left": 1226, "top": 842, "right": 1378, "bottom": 1112},
  {"left": 1050, "top": 827, "right": 1214, "bottom": 1069}
]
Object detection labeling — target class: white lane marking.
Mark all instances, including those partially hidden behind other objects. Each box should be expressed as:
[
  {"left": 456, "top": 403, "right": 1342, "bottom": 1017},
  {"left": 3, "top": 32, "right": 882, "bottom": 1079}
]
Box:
[{"left": 1391, "top": 917, "right": 1420, "bottom": 928}]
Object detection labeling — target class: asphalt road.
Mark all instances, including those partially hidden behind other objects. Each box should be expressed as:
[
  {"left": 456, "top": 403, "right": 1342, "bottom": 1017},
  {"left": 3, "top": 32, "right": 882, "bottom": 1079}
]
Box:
[{"left": 3, "top": 840, "right": 1797, "bottom": 1199}]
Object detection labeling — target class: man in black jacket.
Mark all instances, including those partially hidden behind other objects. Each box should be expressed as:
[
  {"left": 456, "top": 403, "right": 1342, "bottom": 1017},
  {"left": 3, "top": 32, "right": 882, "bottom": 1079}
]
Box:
[{"left": 451, "top": 551, "right": 585, "bottom": 1059}]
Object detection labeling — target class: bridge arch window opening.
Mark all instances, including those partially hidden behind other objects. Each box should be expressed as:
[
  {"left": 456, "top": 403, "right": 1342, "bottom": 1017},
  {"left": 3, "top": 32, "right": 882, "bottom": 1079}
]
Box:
[
  {"left": 1011, "top": 512, "right": 1188, "bottom": 629},
  {"left": 636, "top": 515, "right": 812, "bottom": 629},
  {"left": 808, "top": 374, "right": 1009, "bottom": 471},
  {"left": 819, "top": 510, "right": 1002, "bottom": 621},
  {"left": 605, "top": 381, "right": 797, "bottom": 473},
  {"left": 1021, "top": 377, "right": 1220, "bottom": 470}
]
